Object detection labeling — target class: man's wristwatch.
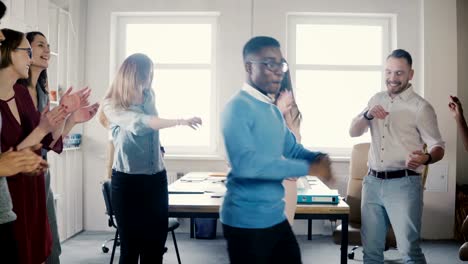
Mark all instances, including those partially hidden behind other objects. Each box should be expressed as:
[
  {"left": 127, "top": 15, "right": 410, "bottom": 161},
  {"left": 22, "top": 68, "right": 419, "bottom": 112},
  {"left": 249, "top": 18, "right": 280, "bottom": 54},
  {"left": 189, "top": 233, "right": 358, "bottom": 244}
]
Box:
[
  {"left": 423, "top": 153, "right": 432, "bottom": 165},
  {"left": 363, "top": 110, "right": 374, "bottom": 120}
]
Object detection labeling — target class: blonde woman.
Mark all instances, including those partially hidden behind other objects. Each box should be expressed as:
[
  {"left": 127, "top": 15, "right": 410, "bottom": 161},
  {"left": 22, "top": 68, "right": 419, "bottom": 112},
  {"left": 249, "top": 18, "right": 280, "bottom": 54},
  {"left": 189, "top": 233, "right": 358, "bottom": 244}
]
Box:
[
  {"left": 274, "top": 69, "right": 303, "bottom": 225},
  {"left": 102, "top": 53, "right": 201, "bottom": 264}
]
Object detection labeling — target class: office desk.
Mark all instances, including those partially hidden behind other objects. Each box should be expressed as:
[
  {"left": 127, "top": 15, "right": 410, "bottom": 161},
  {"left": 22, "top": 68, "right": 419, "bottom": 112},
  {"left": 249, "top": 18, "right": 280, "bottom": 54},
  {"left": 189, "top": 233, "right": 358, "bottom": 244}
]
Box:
[{"left": 168, "top": 172, "right": 350, "bottom": 264}]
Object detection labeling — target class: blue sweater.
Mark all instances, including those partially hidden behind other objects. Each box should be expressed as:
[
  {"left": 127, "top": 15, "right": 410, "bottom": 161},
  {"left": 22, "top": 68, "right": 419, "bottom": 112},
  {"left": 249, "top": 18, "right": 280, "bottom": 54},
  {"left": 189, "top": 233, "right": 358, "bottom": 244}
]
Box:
[{"left": 221, "top": 90, "right": 322, "bottom": 228}]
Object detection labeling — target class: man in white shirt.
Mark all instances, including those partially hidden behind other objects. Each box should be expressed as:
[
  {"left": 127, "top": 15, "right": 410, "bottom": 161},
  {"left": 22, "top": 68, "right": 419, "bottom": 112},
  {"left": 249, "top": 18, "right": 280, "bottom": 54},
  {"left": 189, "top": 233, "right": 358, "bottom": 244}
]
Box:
[{"left": 349, "top": 49, "right": 445, "bottom": 264}]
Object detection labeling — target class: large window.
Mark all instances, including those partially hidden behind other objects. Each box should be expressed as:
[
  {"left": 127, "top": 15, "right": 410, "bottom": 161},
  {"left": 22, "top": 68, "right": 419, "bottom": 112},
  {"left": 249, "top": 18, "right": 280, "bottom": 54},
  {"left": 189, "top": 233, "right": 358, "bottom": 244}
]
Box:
[
  {"left": 288, "top": 14, "right": 394, "bottom": 155},
  {"left": 114, "top": 13, "right": 218, "bottom": 155}
]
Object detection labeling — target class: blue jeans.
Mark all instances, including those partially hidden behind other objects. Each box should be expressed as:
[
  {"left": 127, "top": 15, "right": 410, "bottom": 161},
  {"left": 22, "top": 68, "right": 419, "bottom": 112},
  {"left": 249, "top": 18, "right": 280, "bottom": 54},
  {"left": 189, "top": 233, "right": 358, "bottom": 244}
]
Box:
[{"left": 361, "top": 174, "right": 426, "bottom": 264}]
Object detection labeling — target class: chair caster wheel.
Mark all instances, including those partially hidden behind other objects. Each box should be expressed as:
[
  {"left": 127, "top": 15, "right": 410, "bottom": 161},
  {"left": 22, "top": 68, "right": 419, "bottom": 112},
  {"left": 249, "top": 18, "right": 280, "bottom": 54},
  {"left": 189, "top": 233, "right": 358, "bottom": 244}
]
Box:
[
  {"left": 348, "top": 252, "right": 355, "bottom": 260},
  {"left": 102, "top": 246, "right": 109, "bottom": 253}
]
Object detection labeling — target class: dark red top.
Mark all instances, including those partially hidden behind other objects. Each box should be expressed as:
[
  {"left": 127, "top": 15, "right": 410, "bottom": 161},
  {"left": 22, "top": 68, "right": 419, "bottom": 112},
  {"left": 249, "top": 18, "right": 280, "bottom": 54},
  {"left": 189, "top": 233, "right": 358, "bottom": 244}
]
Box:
[{"left": 0, "top": 83, "right": 63, "bottom": 264}]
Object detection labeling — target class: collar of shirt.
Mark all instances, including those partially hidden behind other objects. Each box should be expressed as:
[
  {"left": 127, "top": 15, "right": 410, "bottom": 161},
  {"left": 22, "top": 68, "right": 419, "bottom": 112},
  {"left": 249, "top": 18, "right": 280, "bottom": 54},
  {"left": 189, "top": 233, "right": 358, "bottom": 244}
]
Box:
[
  {"left": 386, "top": 84, "right": 414, "bottom": 101},
  {"left": 242, "top": 83, "right": 274, "bottom": 104}
]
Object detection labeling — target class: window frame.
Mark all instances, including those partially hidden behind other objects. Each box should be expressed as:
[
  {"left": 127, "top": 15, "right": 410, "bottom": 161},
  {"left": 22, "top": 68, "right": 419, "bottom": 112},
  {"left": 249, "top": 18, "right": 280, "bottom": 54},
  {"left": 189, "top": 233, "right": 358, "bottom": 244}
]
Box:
[
  {"left": 111, "top": 12, "right": 219, "bottom": 156},
  {"left": 287, "top": 13, "right": 395, "bottom": 156}
]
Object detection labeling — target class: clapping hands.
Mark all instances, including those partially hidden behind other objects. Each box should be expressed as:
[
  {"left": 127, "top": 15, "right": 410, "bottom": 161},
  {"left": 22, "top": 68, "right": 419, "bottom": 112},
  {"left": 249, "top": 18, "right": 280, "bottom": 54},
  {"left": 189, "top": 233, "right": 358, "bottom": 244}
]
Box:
[
  {"left": 70, "top": 103, "right": 100, "bottom": 124},
  {"left": 38, "top": 103, "right": 67, "bottom": 133},
  {"left": 60, "top": 86, "right": 91, "bottom": 114},
  {"left": 59, "top": 86, "right": 98, "bottom": 125},
  {"left": 0, "top": 144, "right": 48, "bottom": 177}
]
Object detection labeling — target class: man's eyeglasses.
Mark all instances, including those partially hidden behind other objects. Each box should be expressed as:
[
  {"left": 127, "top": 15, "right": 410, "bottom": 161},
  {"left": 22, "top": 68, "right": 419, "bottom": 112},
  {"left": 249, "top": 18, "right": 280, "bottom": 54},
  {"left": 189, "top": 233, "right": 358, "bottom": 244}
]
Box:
[
  {"left": 15, "top": 48, "right": 32, "bottom": 59},
  {"left": 249, "top": 60, "right": 289, "bottom": 73}
]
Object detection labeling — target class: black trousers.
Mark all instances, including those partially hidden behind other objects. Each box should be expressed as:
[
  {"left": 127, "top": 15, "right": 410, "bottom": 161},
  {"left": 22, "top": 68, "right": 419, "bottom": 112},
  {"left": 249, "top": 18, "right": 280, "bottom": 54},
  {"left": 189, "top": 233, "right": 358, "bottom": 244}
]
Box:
[
  {"left": 0, "top": 221, "right": 19, "bottom": 263},
  {"left": 111, "top": 170, "right": 168, "bottom": 264},
  {"left": 223, "top": 220, "right": 302, "bottom": 264}
]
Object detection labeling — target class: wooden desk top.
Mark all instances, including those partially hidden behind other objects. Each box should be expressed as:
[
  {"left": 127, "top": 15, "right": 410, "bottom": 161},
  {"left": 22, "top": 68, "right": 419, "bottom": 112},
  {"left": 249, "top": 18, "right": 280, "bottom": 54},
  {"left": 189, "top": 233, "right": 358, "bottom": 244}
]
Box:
[{"left": 169, "top": 172, "right": 349, "bottom": 215}]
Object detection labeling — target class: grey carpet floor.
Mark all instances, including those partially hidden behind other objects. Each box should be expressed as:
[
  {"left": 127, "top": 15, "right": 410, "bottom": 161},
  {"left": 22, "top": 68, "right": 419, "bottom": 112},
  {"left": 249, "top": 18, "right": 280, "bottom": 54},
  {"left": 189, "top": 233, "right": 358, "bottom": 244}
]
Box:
[{"left": 61, "top": 231, "right": 464, "bottom": 264}]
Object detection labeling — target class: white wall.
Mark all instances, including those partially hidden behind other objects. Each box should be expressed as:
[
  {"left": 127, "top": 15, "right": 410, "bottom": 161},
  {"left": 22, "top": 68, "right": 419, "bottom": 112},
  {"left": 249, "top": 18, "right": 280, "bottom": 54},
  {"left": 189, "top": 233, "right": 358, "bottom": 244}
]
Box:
[
  {"left": 83, "top": 0, "right": 459, "bottom": 239},
  {"left": 1, "top": 0, "right": 49, "bottom": 32},
  {"left": 457, "top": 0, "right": 468, "bottom": 184},
  {"left": 420, "top": 0, "right": 457, "bottom": 239}
]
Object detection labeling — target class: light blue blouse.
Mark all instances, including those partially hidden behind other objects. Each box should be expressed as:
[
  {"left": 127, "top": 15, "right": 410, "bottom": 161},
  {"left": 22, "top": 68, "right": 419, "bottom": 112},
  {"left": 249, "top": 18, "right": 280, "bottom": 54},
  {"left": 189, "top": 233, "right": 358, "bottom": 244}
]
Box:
[{"left": 102, "top": 89, "right": 165, "bottom": 175}]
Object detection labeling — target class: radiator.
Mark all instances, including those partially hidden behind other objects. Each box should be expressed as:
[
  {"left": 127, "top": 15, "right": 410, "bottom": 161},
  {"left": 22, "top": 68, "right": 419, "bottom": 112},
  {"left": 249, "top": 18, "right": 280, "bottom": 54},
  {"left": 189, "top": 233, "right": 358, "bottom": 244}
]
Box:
[{"left": 167, "top": 171, "right": 184, "bottom": 184}]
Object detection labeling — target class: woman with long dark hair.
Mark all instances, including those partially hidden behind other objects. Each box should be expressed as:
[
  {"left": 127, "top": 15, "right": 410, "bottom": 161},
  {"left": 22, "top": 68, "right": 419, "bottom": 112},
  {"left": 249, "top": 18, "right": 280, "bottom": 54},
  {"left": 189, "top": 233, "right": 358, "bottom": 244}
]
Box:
[
  {"left": 274, "top": 68, "right": 303, "bottom": 225},
  {"left": 0, "top": 28, "right": 67, "bottom": 264},
  {"left": 16, "top": 31, "right": 98, "bottom": 264}
]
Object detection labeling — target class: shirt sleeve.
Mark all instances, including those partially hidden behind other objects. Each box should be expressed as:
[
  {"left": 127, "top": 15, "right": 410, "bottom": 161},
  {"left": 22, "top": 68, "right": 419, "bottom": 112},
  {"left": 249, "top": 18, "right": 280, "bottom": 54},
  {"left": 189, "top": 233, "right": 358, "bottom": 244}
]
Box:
[
  {"left": 222, "top": 103, "right": 309, "bottom": 180},
  {"left": 41, "top": 134, "right": 63, "bottom": 154},
  {"left": 102, "top": 100, "right": 154, "bottom": 136},
  {"left": 416, "top": 102, "right": 445, "bottom": 151},
  {"left": 367, "top": 93, "right": 380, "bottom": 110}
]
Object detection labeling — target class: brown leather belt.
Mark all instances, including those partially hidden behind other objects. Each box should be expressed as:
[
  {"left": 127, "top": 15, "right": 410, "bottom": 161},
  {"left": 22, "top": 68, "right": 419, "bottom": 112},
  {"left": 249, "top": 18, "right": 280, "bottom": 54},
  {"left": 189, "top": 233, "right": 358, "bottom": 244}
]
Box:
[{"left": 369, "top": 169, "right": 420, "bottom": 179}]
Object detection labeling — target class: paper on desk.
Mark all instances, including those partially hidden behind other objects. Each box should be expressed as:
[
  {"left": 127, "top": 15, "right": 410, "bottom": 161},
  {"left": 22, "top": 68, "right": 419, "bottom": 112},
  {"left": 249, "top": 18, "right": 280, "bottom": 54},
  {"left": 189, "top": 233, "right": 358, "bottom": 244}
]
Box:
[
  {"left": 169, "top": 177, "right": 227, "bottom": 194},
  {"left": 209, "top": 172, "right": 227, "bottom": 177},
  {"left": 183, "top": 172, "right": 209, "bottom": 181},
  {"left": 204, "top": 182, "right": 226, "bottom": 193},
  {"left": 203, "top": 178, "right": 226, "bottom": 193},
  {"left": 169, "top": 181, "right": 207, "bottom": 193}
]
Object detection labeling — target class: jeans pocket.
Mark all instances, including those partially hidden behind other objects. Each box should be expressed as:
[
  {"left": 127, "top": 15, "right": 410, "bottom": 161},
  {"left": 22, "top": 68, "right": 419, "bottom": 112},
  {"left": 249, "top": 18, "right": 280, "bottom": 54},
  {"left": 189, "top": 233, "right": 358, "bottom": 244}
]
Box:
[
  {"left": 406, "top": 176, "right": 423, "bottom": 193},
  {"left": 409, "top": 175, "right": 422, "bottom": 184},
  {"left": 362, "top": 175, "right": 371, "bottom": 185}
]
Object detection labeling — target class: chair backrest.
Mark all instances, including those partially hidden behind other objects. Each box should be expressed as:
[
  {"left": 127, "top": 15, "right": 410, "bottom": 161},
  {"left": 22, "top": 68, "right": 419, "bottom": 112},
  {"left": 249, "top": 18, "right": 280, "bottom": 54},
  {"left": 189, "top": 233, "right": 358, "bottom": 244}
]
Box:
[
  {"left": 421, "top": 144, "right": 429, "bottom": 189},
  {"left": 346, "top": 143, "right": 370, "bottom": 225},
  {"left": 101, "top": 180, "right": 117, "bottom": 227}
]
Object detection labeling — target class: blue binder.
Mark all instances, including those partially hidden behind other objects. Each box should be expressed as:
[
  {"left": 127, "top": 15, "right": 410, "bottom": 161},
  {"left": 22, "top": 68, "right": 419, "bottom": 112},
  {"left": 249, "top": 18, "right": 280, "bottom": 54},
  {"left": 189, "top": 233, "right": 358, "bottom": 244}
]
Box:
[{"left": 296, "top": 176, "right": 340, "bottom": 204}]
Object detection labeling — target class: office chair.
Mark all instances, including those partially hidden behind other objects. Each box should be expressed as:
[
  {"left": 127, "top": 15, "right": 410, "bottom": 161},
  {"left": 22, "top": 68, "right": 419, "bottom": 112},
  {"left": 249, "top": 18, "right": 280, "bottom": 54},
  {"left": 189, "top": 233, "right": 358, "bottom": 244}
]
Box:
[
  {"left": 333, "top": 143, "right": 429, "bottom": 260},
  {"left": 101, "top": 180, "right": 119, "bottom": 263},
  {"left": 101, "top": 180, "right": 182, "bottom": 264}
]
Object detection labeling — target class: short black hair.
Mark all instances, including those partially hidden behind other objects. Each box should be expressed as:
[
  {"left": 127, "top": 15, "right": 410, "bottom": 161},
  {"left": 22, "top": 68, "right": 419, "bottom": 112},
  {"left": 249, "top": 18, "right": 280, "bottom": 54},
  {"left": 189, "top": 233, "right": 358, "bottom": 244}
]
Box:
[
  {"left": 387, "top": 49, "right": 412, "bottom": 67},
  {"left": 242, "top": 36, "right": 280, "bottom": 62},
  {"left": 0, "top": 1, "right": 6, "bottom": 20}
]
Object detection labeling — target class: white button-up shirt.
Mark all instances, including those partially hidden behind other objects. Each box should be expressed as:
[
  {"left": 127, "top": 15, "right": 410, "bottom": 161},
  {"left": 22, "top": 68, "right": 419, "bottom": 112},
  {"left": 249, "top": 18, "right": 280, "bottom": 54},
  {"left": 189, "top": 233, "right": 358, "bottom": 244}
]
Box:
[
  {"left": 242, "top": 82, "right": 274, "bottom": 104},
  {"left": 367, "top": 85, "right": 445, "bottom": 173}
]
